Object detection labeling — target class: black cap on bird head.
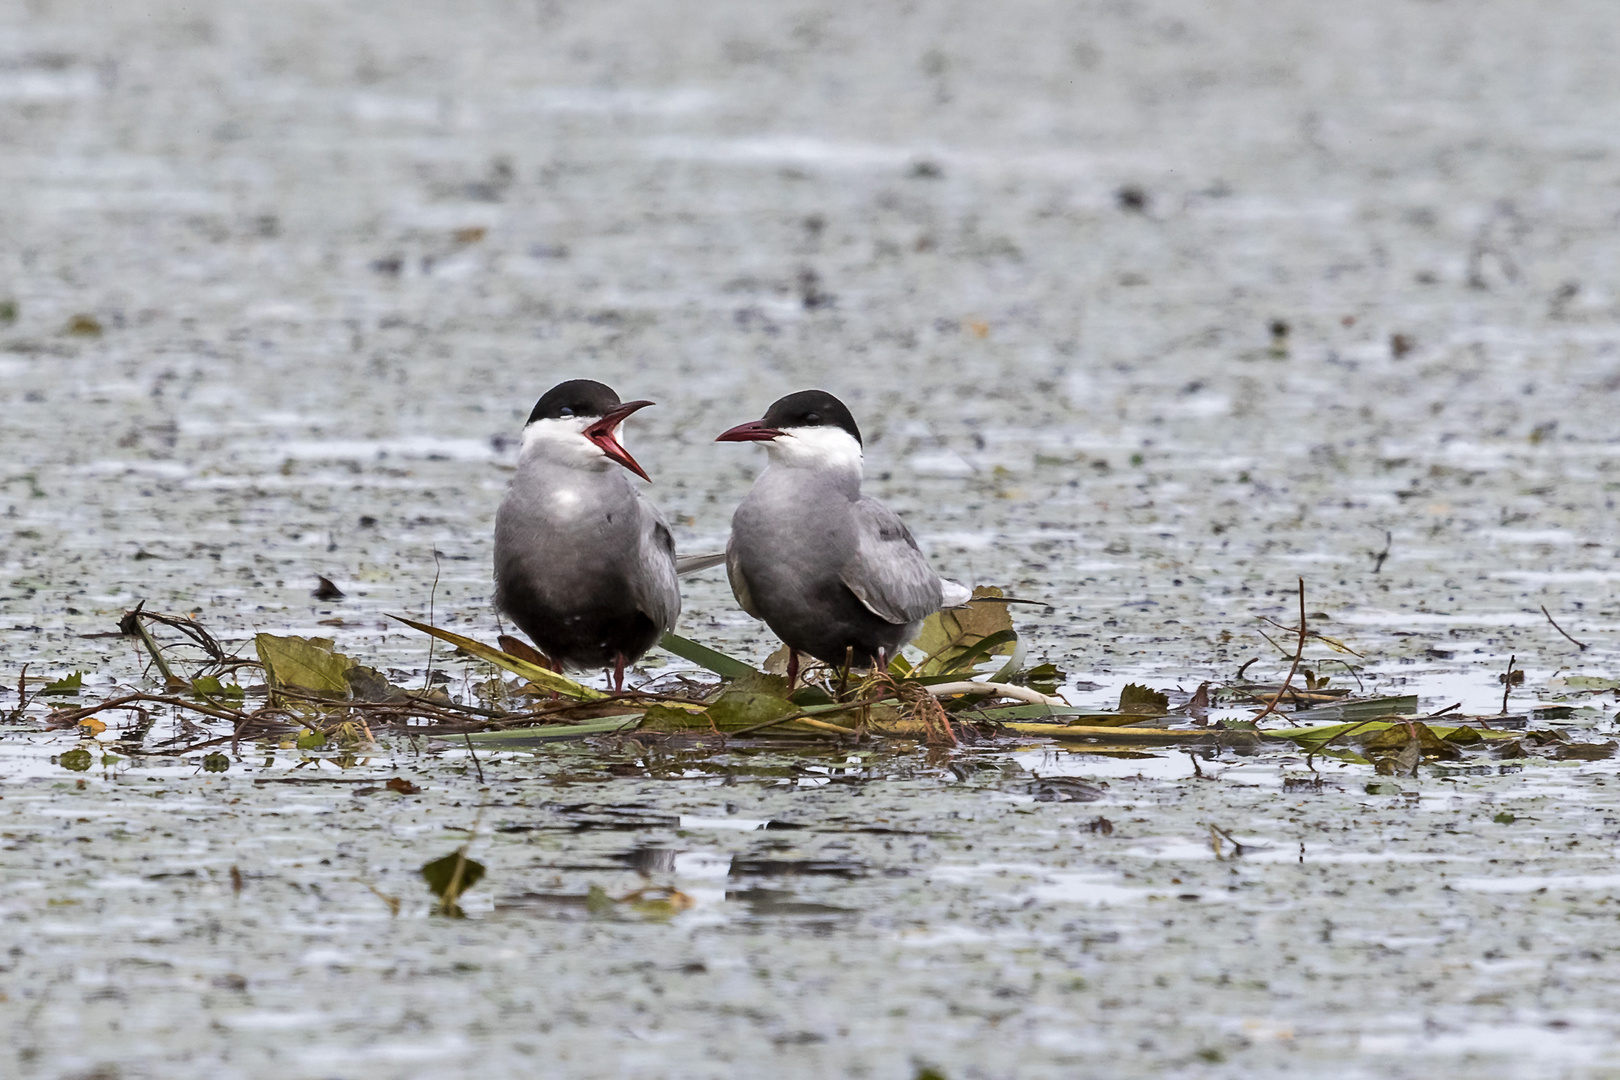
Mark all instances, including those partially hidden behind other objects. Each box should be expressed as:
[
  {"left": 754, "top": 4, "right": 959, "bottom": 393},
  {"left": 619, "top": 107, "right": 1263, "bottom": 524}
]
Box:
[
  {"left": 527, "top": 379, "right": 626, "bottom": 425},
  {"left": 716, "top": 389, "right": 862, "bottom": 445},
  {"left": 525, "top": 378, "right": 656, "bottom": 482}
]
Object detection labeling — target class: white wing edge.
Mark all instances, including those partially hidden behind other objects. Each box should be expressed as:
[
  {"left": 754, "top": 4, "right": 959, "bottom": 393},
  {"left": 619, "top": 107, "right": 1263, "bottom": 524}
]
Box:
[{"left": 939, "top": 578, "right": 973, "bottom": 608}]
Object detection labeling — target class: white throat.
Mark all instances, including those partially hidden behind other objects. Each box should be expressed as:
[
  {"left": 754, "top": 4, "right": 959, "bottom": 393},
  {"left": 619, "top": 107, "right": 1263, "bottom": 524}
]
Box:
[
  {"left": 519, "top": 416, "right": 612, "bottom": 470},
  {"left": 764, "top": 426, "right": 864, "bottom": 475}
]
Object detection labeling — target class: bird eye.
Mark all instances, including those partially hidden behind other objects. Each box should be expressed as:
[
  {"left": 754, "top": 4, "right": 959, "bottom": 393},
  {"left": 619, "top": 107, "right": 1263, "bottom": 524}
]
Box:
[
  {"left": 805, "top": 412, "right": 821, "bottom": 424},
  {"left": 559, "top": 406, "right": 574, "bottom": 417}
]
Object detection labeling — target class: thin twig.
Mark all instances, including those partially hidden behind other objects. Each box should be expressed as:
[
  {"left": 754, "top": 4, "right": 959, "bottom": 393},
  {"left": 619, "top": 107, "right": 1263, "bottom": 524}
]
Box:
[
  {"left": 1501, "top": 654, "right": 1516, "bottom": 715},
  {"left": 1371, "top": 530, "right": 1392, "bottom": 574},
  {"left": 1540, "top": 606, "right": 1589, "bottom": 651},
  {"left": 463, "top": 733, "right": 485, "bottom": 784},
  {"left": 129, "top": 615, "right": 179, "bottom": 686},
  {"left": 1251, "top": 578, "right": 1307, "bottom": 727},
  {"left": 424, "top": 549, "right": 443, "bottom": 688},
  {"left": 6, "top": 663, "right": 29, "bottom": 723},
  {"left": 1256, "top": 615, "right": 1364, "bottom": 657}
]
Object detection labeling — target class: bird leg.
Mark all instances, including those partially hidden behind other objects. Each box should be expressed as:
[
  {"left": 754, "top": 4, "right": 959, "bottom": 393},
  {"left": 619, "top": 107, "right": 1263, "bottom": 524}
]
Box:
[
  {"left": 786, "top": 649, "right": 799, "bottom": 690},
  {"left": 837, "top": 646, "right": 854, "bottom": 699},
  {"left": 612, "top": 654, "right": 626, "bottom": 694}
]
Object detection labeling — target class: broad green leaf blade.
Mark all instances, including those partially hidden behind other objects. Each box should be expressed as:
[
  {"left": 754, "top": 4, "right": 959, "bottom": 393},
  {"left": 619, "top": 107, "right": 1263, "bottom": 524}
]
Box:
[
  {"left": 422, "top": 848, "right": 486, "bottom": 904},
  {"left": 1000, "top": 723, "right": 1215, "bottom": 743},
  {"left": 707, "top": 685, "right": 798, "bottom": 731},
  {"left": 41, "top": 672, "right": 84, "bottom": 696},
  {"left": 390, "top": 616, "right": 606, "bottom": 701},
  {"left": 637, "top": 703, "right": 717, "bottom": 733},
  {"left": 913, "top": 586, "right": 1016, "bottom": 676},
  {"left": 939, "top": 628, "right": 1019, "bottom": 676},
  {"left": 255, "top": 634, "right": 352, "bottom": 694},
  {"left": 657, "top": 631, "right": 758, "bottom": 679},
  {"left": 1289, "top": 695, "right": 1419, "bottom": 723},
  {"left": 1118, "top": 683, "right": 1169, "bottom": 715},
  {"left": 461, "top": 716, "right": 643, "bottom": 743}
]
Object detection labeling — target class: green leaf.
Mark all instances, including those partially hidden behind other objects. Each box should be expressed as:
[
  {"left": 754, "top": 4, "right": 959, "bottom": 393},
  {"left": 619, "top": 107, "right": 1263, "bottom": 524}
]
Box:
[
  {"left": 637, "top": 703, "right": 716, "bottom": 732},
  {"left": 1552, "top": 676, "right": 1620, "bottom": 692},
  {"left": 912, "top": 586, "right": 1015, "bottom": 676},
  {"left": 295, "top": 730, "right": 327, "bottom": 750},
  {"left": 708, "top": 685, "right": 799, "bottom": 731},
  {"left": 254, "top": 634, "right": 352, "bottom": 695},
  {"left": 59, "top": 748, "right": 93, "bottom": 771},
  {"left": 460, "top": 716, "right": 643, "bottom": 744},
  {"left": 1493, "top": 812, "right": 1517, "bottom": 825},
  {"left": 390, "top": 616, "right": 606, "bottom": 701},
  {"left": 1290, "top": 695, "right": 1419, "bottom": 723},
  {"left": 657, "top": 632, "right": 758, "bottom": 679},
  {"left": 1020, "top": 662, "right": 1066, "bottom": 695},
  {"left": 586, "top": 884, "right": 616, "bottom": 916},
  {"left": 1118, "top": 683, "right": 1169, "bottom": 715},
  {"left": 41, "top": 672, "right": 83, "bottom": 696},
  {"left": 192, "top": 675, "right": 245, "bottom": 699},
  {"left": 938, "top": 628, "right": 1019, "bottom": 676},
  {"left": 202, "top": 752, "right": 231, "bottom": 773},
  {"left": 422, "top": 848, "right": 486, "bottom": 913}
]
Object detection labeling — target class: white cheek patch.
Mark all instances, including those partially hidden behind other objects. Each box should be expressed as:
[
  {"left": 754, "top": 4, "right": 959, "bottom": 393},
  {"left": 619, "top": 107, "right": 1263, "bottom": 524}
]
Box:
[
  {"left": 767, "top": 426, "right": 865, "bottom": 473},
  {"left": 520, "top": 416, "right": 607, "bottom": 466}
]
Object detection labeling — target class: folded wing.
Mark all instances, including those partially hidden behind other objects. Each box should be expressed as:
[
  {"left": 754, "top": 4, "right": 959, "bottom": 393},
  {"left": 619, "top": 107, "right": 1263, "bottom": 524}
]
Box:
[
  {"left": 838, "top": 498, "right": 944, "bottom": 625},
  {"left": 632, "top": 496, "right": 681, "bottom": 634}
]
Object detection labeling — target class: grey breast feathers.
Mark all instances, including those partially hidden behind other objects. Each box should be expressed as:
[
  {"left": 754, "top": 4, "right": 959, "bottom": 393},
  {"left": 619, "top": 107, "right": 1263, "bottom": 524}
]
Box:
[{"left": 837, "top": 498, "right": 944, "bottom": 625}]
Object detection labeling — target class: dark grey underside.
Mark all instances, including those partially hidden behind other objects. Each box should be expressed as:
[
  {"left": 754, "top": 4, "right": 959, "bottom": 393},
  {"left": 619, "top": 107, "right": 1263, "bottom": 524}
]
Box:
[
  {"left": 493, "top": 457, "right": 678, "bottom": 670},
  {"left": 753, "top": 573, "right": 917, "bottom": 668}
]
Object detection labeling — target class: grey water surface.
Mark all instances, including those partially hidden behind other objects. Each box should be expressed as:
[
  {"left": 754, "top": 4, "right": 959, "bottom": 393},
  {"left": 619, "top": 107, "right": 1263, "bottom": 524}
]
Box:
[{"left": 3, "top": 1, "right": 1620, "bottom": 1076}]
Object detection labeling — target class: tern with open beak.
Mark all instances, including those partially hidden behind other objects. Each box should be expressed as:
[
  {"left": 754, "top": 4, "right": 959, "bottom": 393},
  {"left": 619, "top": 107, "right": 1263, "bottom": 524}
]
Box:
[
  {"left": 493, "top": 379, "right": 679, "bottom": 691},
  {"left": 716, "top": 389, "right": 972, "bottom": 685}
]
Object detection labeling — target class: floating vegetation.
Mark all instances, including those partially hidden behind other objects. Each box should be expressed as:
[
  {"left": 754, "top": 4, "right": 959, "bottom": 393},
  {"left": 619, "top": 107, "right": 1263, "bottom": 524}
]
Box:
[{"left": 19, "top": 578, "right": 1616, "bottom": 782}]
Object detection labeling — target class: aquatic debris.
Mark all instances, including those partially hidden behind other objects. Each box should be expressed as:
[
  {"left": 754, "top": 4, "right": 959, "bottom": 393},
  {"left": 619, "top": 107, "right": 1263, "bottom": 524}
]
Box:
[
  {"left": 909, "top": 587, "right": 1018, "bottom": 676},
  {"left": 40, "top": 672, "right": 83, "bottom": 696},
  {"left": 1029, "top": 776, "right": 1104, "bottom": 802},
  {"left": 1118, "top": 683, "right": 1168, "bottom": 716},
  {"left": 422, "top": 847, "right": 486, "bottom": 917},
  {"left": 18, "top": 589, "right": 1614, "bottom": 788},
  {"left": 393, "top": 615, "right": 607, "bottom": 701}
]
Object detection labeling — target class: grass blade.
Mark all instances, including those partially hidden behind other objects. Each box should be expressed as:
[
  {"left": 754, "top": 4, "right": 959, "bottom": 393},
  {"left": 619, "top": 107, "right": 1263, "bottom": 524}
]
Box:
[
  {"left": 390, "top": 615, "right": 608, "bottom": 701},
  {"left": 658, "top": 632, "right": 758, "bottom": 679},
  {"left": 462, "top": 716, "right": 642, "bottom": 743}
]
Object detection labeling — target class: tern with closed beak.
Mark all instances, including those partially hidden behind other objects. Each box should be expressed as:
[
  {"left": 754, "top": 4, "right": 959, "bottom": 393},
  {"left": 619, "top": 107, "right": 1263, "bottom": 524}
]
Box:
[
  {"left": 716, "top": 389, "right": 971, "bottom": 685},
  {"left": 493, "top": 379, "right": 680, "bottom": 691}
]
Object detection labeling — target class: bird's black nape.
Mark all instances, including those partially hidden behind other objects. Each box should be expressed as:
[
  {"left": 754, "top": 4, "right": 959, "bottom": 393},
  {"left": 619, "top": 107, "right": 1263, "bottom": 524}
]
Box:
[
  {"left": 761, "top": 389, "right": 862, "bottom": 446},
  {"left": 527, "top": 379, "right": 623, "bottom": 424}
]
